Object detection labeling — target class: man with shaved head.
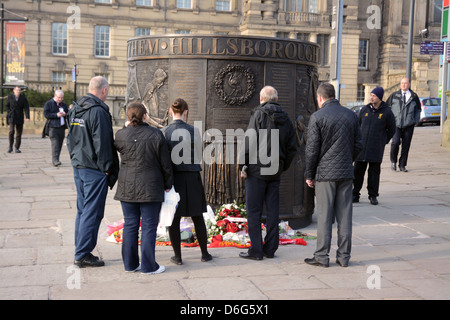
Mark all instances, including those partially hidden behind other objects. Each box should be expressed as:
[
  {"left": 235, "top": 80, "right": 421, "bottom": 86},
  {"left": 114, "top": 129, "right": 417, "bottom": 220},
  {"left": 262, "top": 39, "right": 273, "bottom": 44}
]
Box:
[{"left": 67, "top": 76, "right": 119, "bottom": 268}]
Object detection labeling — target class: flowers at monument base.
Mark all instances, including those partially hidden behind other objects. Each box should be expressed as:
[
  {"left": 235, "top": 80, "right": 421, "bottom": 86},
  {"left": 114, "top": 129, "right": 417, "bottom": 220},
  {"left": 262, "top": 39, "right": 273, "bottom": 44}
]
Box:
[
  {"left": 105, "top": 201, "right": 313, "bottom": 247},
  {"left": 206, "top": 201, "right": 253, "bottom": 247}
]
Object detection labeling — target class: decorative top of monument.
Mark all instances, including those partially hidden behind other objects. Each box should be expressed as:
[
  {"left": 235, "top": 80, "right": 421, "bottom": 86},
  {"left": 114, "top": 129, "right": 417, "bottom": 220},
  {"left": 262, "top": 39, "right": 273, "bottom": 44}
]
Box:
[{"left": 127, "top": 35, "right": 319, "bottom": 66}]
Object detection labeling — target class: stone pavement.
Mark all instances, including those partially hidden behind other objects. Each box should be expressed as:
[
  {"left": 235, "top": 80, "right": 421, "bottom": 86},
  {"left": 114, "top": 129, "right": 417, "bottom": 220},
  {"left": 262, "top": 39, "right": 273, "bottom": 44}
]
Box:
[{"left": 0, "top": 125, "right": 449, "bottom": 301}]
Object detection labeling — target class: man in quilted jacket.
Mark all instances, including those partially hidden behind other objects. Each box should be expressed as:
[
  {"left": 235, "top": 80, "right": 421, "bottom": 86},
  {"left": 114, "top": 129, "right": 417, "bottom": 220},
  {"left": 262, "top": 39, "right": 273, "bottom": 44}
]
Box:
[{"left": 304, "top": 83, "right": 362, "bottom": 268}]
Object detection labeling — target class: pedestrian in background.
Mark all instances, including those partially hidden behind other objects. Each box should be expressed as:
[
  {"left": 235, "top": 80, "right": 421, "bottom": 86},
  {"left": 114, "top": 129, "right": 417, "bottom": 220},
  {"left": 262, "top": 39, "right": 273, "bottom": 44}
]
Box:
[
  {"left": 162, "top": 98, "right": 212, "bottom": 265},
  {"left": 44, "top": 90, "right": 69, "bottom": 166},
  {"left": 67, "top": 76, "right": 119, "bottom": 268},
  {"left": 386, "top": 77, "right": 421, "bottom": 172},
  {"left": 353, "top": 87, "right": 396, "bottom": 205},
  {"left": 239, "top": 85, "right": 297, "bottom": 261},
  {"left": 6, "top": 86, "right": 30, "bottom": 153},
  {"left": 114, "top": 102, "right": 173, "bottom": 274},
  {"left": 304, "top": 83, "right": 362, "bottom": 268}
]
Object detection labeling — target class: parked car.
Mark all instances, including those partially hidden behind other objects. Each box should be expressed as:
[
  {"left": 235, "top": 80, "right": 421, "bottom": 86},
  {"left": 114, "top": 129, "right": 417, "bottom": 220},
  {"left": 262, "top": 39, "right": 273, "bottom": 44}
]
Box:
[
  {"left": 350, "top": 104, "right": 364, "bottom": 116},
  {"left": 417, "top": 97, "right": 443, "bottom": 126}
]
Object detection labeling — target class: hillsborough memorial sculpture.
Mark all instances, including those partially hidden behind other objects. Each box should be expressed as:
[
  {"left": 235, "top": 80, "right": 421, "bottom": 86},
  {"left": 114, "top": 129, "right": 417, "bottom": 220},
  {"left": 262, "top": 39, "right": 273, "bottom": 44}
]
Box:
[{"left": 126, "top": 35, "right": 319, "bottom": 228}]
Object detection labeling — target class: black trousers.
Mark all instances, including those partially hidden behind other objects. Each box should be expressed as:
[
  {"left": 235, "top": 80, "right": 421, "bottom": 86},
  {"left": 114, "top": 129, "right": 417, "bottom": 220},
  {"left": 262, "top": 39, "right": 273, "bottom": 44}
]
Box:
[
  {"left": 353, "top": 161, "right": 381, "bottom": 198},
  {"left": 245, "top": 175, "right": 280, "bottom": 258},
  {"left": 49, "top": 126, "right": 66, "bottom": 163},
  {"left": 8, "top": 123, "right": 23, "bottom": 150},
  {"left": 390, "top": 125, "right": 415, "bottom": 168}
]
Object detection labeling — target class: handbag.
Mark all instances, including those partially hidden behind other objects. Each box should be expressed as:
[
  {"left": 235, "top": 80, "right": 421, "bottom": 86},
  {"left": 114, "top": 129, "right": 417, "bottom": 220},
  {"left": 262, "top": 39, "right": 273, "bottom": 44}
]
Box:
[
  {"left": 158, "top": 186, "right": 180, "bottom": 227},
  {"left": 42, "top": 119, "right": 50, "bottom": 138}
]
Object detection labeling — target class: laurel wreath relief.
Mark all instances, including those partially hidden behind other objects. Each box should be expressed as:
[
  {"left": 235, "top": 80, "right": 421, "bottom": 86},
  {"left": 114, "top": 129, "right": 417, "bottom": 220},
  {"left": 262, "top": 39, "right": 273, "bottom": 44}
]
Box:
[{"left": 214, "top": 64, "right": 256, "bottom": 106}]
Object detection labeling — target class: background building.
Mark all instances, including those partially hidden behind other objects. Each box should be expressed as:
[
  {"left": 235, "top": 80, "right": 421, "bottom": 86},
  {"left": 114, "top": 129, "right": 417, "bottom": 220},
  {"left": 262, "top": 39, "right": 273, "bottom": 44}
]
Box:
[{"left": 1, "top": 0, "right": 443, "bottom": 109}]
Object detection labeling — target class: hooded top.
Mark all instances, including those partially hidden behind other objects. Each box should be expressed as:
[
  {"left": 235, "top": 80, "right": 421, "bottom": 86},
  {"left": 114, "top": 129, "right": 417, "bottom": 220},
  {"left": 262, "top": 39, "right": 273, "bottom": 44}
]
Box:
[
  {"left": 66, "top": 93, "right": 119, "bottom": 188},
  {"left": 240, "top": 101, "right": 297, "bottom": 181}
]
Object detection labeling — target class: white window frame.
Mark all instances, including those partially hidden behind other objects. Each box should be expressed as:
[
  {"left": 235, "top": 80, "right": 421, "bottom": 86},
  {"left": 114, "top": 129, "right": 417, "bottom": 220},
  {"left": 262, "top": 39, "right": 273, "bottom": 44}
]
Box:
[
  {"left": 136, "top": 0, "right": 152, "bottom": 6},
  {"left": 308, "top": 0, "right": 318, "bottom": 13},
  {"left": 216, "top": 0, "right": 231, "bottom": 11},
  {"left": 358, "top": 39, "right": 369, "bottom": 70},
  {"left": 52, "top": 23, "right": 68, "bottom": 56},
  {"left": 136, "top": 27, "right": 151, "bottom": 36},
  {"left": 176, "top": 0, "right": 192, "bottom": 9},
  {"left": 94, "top": 25, "right": 110, "bottom": 58},
  {"left": 52, "top": 71, "right": 66, "bottom": 83}
]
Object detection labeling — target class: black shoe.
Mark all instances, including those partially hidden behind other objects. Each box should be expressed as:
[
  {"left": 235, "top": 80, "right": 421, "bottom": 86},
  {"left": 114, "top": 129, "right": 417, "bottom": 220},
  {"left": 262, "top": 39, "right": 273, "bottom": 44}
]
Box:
[
  {"left": 239, "top": 252, "right": 263, "bottom": 261},
  {"left": 391, "top": 163, "right": 396, "bottom": 171},
  {"left": 304, "top": 257, "right": 329, "bottom": 268},
  {"left": 74, "top": 253, "right": 105, "bottom": 268},
  {"left": 53, "top": 161, "right": 62, "bottom": 167},
  {"left": 399, "top": 166, "right": 408, "bottom": 172},
  {"left": 336, "top": 259, "right": 349, "bottom": 267},
  {"left": 263, "top": 253, "right": 275, "bottom": 259},
  {"left": 7, "top": 148, "right": 12, "bottom": 153},
  {"left": 170, "top": 256, "right": 183, "bottom": 265},
  {"left": 352, "top": 195, "right": 359, "bottom": 203},
  {"left": 369, "top": 196, "right": 378, "bottom": 205},
  {"left": 15, "top": 149, "right": 21, "bottom": 153},
  {"left": 201, "top": 253, "right": 213, "bottom": 262}
]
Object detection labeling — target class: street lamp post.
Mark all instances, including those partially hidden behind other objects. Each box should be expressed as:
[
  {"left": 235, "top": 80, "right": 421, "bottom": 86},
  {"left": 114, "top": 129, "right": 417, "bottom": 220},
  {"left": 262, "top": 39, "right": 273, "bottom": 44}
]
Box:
[{"left": 406, "top": 0, "right": 416, "bottom": 81}]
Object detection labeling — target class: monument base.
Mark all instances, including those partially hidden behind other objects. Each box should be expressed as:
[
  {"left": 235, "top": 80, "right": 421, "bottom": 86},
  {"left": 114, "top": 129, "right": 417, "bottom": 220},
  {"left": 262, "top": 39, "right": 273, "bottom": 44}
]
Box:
[{"left": 287, "top": 215, "right": 313, "bottom": 229}]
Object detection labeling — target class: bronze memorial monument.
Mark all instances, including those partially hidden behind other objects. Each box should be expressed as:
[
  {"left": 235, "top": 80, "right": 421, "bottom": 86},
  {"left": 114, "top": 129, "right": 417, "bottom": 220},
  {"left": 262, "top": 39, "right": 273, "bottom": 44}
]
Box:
[{"left": 126, "top": 35, "right": 319, "bottom": 228}]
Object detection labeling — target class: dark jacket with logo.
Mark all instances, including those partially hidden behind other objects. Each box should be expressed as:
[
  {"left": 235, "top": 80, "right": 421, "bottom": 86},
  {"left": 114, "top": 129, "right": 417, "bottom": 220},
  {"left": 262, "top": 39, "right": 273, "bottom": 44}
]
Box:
[
  {"left": 356, "top": 102, "right": 396, "bottom": 163},
  {"left": 241, "top": 101, "right": 297, "bottom": 181},
  {"left": 6, "top": 94, "right": 30, "bottom": 125},
  {"left": 114, "top": 123, "right": 173, "bottom": 203},
  {"left": 305, "top": 99, "right": 363, "bottom": 182},
  {"left": 66, "top": 93, "right": 119, "bottom": 189},
  {"left": 386, "top": 89, "right": 421, "bottom": 128}
]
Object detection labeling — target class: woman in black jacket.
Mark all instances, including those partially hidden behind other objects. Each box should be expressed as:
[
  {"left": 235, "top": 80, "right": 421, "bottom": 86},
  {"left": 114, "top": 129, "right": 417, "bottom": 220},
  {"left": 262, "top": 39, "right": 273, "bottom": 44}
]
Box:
[
  {"left": 162, "top": 98, "right": 212, "bottom": 265},
  {"left": 114, "top": 102, "right": 173, "bottom": 274}
]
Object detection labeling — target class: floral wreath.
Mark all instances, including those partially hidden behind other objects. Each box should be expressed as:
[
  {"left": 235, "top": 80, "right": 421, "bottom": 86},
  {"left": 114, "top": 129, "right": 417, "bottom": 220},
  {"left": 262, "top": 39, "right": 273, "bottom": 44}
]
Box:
[{"left": 208, "top": 201, "right": 248, "bottom": 240}]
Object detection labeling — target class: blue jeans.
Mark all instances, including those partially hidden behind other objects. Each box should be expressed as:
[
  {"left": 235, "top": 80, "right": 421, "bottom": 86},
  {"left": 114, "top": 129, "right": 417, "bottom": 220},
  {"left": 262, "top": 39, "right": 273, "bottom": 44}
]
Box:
[
  {"left": 245, "top": 175, "right": 281, "bottom": 258},
  {"left": 73, "top": 168, "right": 108, "bottom": 260},
  {"left": 120, "top": 201, "right": 162, "bottom": 273}
]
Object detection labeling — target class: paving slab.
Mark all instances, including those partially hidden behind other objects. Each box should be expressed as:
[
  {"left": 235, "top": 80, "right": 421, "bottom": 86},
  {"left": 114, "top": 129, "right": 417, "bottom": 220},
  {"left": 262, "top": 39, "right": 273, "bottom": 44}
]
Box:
[{"left": 0, "top": 125, "right": 449, "bottom": 304}]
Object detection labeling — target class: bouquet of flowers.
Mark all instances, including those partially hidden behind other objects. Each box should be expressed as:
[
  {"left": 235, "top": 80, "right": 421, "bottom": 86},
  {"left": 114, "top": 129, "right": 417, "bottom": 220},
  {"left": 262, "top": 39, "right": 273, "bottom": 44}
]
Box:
[{"left": 207, "top": 201, "right": 247, "bottom": 239}]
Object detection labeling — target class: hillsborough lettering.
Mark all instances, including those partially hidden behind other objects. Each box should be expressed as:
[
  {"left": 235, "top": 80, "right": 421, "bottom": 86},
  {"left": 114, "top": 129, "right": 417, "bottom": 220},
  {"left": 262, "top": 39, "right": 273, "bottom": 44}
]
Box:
[{"left": 127, "top": 36, "right": 319, "bottom": 65}]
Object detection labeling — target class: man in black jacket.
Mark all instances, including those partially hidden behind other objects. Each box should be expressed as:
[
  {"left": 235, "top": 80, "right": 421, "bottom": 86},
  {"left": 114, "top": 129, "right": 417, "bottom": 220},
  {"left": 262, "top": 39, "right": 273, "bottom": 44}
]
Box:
[
  {"left": 353, "top": 87, "right": 396, "bottom": 205},
  {"left": 67, "top": 76, "right": 119, "bottom": 268},
  {"left": 304, "top": 83, "right": 362, "bottom": 268},
  {"left": 43, "top": 90, "right": 69, "bottom": 166},
  {"left": 386, "top": 78, "right": 421, "bottom": 172},
  {"left": 239, "top": 86, "right": 297, "bottom": 260},
  {"left": 6, "top": 86, "right": 30, "bottom": 153}
]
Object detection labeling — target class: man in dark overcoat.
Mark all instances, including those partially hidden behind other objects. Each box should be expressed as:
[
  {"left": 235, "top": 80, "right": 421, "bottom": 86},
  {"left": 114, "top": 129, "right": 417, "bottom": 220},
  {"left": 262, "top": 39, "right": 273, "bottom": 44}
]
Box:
[{"left": 6, "top": 86, "right": 30, "bottom": 153}]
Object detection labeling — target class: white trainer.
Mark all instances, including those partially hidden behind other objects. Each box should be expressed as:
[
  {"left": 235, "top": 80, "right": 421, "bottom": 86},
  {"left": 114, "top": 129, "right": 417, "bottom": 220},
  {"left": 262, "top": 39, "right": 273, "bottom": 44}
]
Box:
[{"left": 144, "top": 265, "right": 165, "bottom": 275}]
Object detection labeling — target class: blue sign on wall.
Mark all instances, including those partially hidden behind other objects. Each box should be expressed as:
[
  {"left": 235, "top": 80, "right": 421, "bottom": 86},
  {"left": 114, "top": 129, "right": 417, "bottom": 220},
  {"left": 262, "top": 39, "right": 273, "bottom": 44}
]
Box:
[{"left": 420, "top": 41, "right": 445, "bottom": 55}]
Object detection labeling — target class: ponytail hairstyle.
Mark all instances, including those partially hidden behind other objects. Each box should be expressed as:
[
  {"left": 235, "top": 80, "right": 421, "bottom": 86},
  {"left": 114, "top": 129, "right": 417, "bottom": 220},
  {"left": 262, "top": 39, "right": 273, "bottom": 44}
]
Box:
[{"left": 126, "top": 102, "right": 147, "bottom": 127}]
